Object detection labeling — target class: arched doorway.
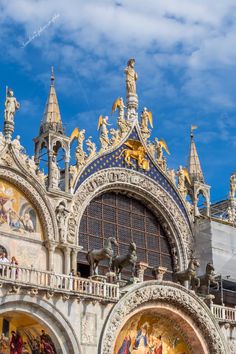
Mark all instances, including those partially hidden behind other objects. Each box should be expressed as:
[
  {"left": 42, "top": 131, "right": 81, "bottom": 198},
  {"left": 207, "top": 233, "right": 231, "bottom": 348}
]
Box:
[
  {"left": 78, "top": 192, "right": 174, "bottom": 280},
  {"left": 100, "top": 281, "right": 229, "bottom": 354}
]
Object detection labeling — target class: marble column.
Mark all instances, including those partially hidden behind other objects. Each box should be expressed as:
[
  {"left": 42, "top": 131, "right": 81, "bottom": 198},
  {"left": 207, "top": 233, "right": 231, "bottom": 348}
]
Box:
[
  {"left": 47, "top": 243, "right": 56, "bottom": 272},
  {"left": 63, "top": 247, "right": 71, "bottom": 275},
  {"left": 71, "top": 248, "right": 78, "bottom": 273},
  {"left": 136, "top": 262, "right": 148, "bottom": 282},
  {"left": 153, "top": 266, "right": 167, "bottom": 281}
]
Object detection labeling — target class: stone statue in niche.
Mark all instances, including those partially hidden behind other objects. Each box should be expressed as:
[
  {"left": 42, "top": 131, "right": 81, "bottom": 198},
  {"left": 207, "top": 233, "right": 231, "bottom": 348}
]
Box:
[
  {"left": 51, "top": 157, "right": 60, "bottom": 189},
  {"left": 56, "top": 201, "right": 69, "bottom": 243}
]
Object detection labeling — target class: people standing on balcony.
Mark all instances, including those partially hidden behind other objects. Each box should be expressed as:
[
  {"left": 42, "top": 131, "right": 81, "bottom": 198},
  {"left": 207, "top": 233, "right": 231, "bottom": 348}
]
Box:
[
  {"left": 10, "top": 256, "right": 19, "bottom": 279},
  {"left": 0, "top": 252, "right": 9, "bottom": 276}
]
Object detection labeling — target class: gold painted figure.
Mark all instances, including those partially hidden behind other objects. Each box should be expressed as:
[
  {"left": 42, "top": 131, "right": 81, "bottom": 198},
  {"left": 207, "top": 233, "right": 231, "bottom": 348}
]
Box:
[
  {"left": 112, "top": 97, "right": 130, "bottom": 137},
  {"left": 124, "top": 58, "right": 138, "bottom": 95},
  {"left": 177, "top": 165, "right": 191, "bottom": 199},
  {"left": 118, "top": 139, "right": 150, "bottom": 171}
]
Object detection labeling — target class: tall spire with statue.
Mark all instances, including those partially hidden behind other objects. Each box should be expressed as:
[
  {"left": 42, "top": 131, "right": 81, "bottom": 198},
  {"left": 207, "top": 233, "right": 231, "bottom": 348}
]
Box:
[
  {"left": 34, "top": 67, "right": 70, "bottom": 192},
  {"left": 187, "top": 126, "right": 210, "bottom": 217}
]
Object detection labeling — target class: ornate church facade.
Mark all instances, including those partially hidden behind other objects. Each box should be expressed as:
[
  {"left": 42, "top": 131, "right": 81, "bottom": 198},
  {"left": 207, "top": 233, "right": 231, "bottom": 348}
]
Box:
[{"left": 0, "top": 59, "right": 235, "bottom": 354}]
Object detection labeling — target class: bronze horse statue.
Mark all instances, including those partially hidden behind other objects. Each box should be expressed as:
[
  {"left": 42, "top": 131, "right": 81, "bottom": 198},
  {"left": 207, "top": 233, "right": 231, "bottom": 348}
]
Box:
[
  {"left": 198, "top": 263, "right": 219, "bottom": 295},
  {"left": 173, "top": 257, "right": 200, "bottom": 291},
  {"left": 86, "top": 237, "right": 118, "bottom": 275},
  {"left": 112, "top": 242, "right": 137, "bottom": 278}
]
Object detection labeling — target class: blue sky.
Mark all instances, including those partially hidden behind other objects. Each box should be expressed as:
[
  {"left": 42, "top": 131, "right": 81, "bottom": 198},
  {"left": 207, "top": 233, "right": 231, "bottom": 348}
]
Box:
[{"left": 1, "top": 0, "right": 236, "bottom": 202}]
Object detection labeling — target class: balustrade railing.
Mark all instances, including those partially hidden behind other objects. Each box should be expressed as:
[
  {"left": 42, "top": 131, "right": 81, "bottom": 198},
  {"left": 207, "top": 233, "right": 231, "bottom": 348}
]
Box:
[
  {"left": 211, "top": 304, "right": 236, "bottom": 322},
  {"left": 0, "top": 262, "right": 119, "bottom": 301}
]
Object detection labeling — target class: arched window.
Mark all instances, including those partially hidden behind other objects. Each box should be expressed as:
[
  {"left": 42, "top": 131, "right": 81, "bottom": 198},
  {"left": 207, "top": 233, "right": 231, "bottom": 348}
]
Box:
[
  {"left": 0, "top": 245, "right": 7, "bottom": 257},
  {"left": 78, "top": 192, "right": 174, "bottom": 280}
]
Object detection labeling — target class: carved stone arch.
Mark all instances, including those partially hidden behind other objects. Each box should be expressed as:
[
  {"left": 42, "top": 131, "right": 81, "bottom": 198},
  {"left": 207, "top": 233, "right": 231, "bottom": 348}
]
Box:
[
  {"left": 0, "top": 167, "right": 58, "bottom": 242},
  {"left": 0, "top": 294, "right": 82, "bottom": 354},
  {"left": 69, "top": 168, "right": 193, "bottom": 269},
  {"left": 99, "top": 281, "right": 229, "bottom": 354},
  {"left": 195, "top": 186, "right": 209, "bottom": 203}
]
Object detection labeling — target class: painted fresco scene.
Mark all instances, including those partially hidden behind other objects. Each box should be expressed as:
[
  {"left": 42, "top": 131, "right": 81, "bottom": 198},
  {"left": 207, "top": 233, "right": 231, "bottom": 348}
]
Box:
[
  {"left": 0, "top": 312, "right": 57, "bottom": 353},
  {"left": 115, "top": 311, "right": 190, "bottom": 354},
  {"left": 0, "top": 180, "right": 42, "bottom": 238}
]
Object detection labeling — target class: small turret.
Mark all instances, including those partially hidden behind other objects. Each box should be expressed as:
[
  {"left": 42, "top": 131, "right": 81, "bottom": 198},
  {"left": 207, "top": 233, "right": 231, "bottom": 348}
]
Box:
[
  {"left": 187, "top": 126, "right": 210, "bottom": 217},
  {"left": 34, "top": 68, "right": 70, "bottom": 193}
]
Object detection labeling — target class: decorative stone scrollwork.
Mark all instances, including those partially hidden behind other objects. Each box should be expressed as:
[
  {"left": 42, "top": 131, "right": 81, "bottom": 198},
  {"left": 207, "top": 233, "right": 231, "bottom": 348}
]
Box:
[{"left": 100, "top": 281, "right": 229, "bottom": 354}]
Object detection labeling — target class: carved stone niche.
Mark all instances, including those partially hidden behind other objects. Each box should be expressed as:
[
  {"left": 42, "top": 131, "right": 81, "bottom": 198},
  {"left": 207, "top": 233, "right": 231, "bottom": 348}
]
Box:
[{"left": 99, "top": 281, "right": 229, "bottom": 354}]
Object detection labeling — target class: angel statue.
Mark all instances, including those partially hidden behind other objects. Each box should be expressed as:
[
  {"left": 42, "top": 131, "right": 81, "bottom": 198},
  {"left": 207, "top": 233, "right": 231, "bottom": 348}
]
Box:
[
  {"left": 140, "top": 107, "right": 153, "bottom": 140},
  {"left": 70, "top": 128, "right": 87, "bottom": 167},
  {"left": 112, "top": 97, "right": 130, "bottom": 137},
  {"left": 86, "top": 137, "right": 97, "bottom": 159},
  {"left": 97, "top": 115, "right": 110, "bottom": 150},
  {"left": 154, "top": 138, "right": 170, "bottom": 161},
  {"left": 124, "top": 58, "right": 138, "bottom": 96},
  {"left": 177, "top": 165, "right": 191, "bottom": 199},
  {"left": 230, "top": 173, "right": 236, "bottom": 199},
  {"left": 4, "top": 88, "right": 20, "bottom": 123}
]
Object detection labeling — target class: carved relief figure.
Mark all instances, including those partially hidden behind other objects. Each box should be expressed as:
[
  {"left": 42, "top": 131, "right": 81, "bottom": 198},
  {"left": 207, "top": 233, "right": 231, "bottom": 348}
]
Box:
[
  {"left": 124, "top": 58, "right": 138, "bottom": 95},
  {"left": 56, "top": 201, "right": 69, "bottom": 243},
  {"left": 86, "top": 137, "right": 96, "bottom": 158},
  {"left": 110, "top": 128, "right": 120, "bottom": 147},
  {"left": 70, "top": 128, "right": 87, "bottom": 167},
  {"left": 97, "top": 115, "right": 110, "bottom": 150},
  {"left": 4, "top": 88, "right": 20, "bottom": 123},
  {"left": 51, "top": 157, "right": 60, "bottom": 189},
  {"left": 230, "top": 173, "right": 236, "bottom": 198}
]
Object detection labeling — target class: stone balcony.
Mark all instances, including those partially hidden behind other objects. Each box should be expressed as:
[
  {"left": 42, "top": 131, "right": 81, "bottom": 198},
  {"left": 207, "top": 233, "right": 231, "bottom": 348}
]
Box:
[
  {"left": 0, "top": 262, "right": 119, "bottom": 302},
  {"left": 211, "top": 303, "right": 236, "bottom": 323}
]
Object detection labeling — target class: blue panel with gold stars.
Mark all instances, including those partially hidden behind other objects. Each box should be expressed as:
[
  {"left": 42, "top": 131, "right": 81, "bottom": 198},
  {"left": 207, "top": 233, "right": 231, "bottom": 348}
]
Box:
[{"left": 75, "top": 128, "right": 189, "bottom": 223}]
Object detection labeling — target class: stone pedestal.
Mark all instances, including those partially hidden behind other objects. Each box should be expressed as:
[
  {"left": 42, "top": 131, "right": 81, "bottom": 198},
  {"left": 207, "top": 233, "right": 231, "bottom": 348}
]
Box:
[
  {"left": 106, "top": 272, "right": 116, "bottom": 283},
  {"left": 153, "top": 266, "right": 167, "bottom": 281},
  {"left": 4, "top": 121, "right": 14, "bottom": 142},
  {"left": 126, "top": 93, "right": 138, "bottom": 122},
  {"left": 136, "top": 262, "right": 148, "bottom": 282}
]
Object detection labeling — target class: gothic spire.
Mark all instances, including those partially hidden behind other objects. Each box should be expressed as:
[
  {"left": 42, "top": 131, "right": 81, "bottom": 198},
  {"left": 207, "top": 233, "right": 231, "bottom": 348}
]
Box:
[
  {"left": 40, "top": 67, "right": 64, "bottom": 134},
  {"left": 187, "top": 126, "right": 204, "bottom": 183}
]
